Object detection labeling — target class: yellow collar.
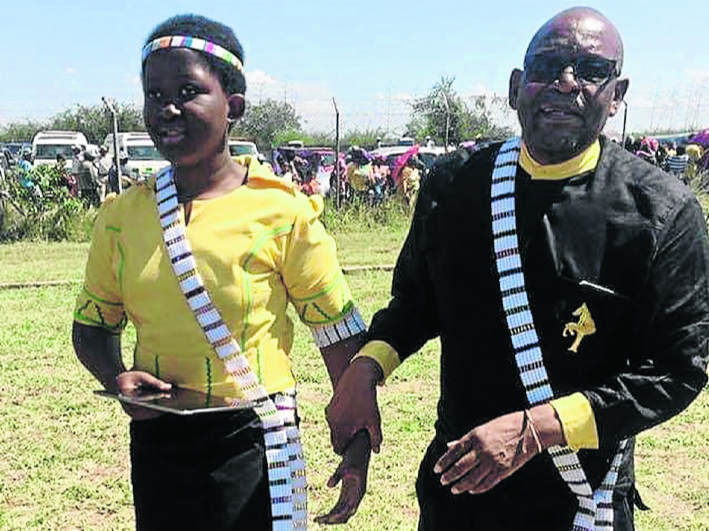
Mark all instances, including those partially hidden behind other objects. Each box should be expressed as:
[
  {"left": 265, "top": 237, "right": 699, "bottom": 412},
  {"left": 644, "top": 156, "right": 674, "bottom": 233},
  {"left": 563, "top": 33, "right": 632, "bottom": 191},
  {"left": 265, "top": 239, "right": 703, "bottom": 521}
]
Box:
[{"left": 519, "top": 140, "right": 600, "bottom": 180}]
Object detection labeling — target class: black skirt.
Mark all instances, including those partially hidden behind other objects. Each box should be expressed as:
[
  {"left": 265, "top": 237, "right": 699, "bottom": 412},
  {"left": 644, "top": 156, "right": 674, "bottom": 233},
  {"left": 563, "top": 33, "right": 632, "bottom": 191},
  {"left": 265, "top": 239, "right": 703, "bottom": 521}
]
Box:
[{"left": 130, "top": 409, "right": 271, "bottom": 531}]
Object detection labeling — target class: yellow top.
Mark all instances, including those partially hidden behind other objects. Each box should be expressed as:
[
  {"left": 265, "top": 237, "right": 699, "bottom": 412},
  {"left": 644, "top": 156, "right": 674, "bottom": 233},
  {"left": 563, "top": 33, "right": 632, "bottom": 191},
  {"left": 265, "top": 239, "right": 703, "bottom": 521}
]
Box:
[
  {"left": 686, "top": 144, "right": 704, "bottom": 161},
  {"left": 75, "top": 156, "right": 355, "bottom": 398},
  {"left": 347, "top": 163, "right": 373, "bottom": 192},
  {"left": 400, "top": 167, "right": 421, "bottom": 191},
  {"left": 520, "top": 140, "right": 601, "bottom": 180}
]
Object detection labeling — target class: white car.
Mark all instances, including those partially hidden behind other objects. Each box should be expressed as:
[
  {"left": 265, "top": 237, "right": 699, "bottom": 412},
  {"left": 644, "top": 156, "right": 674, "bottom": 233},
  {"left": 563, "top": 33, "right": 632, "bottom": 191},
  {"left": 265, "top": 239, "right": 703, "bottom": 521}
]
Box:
[
  {"left": 370, "top": 145, "right": 447, "bottom": 171},
  {"left": 228, "top": 140, "right": 259, "bottom": 158}
]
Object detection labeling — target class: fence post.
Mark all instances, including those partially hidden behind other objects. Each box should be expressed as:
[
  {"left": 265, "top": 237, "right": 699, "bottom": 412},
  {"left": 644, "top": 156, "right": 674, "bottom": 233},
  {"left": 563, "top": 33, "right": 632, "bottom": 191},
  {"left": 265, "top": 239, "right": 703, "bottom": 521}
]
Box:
[
  {"left": 102, "top": 98, "right": 122, "bottom": 194},
  {"left": 333, "top": 98, "right": 341, "bottom": 207}
]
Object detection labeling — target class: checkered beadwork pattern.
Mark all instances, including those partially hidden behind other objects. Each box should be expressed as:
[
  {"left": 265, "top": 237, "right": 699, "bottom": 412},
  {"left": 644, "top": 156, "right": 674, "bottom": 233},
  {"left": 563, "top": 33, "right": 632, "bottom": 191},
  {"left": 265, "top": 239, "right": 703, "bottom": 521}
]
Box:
[
  {"left": 491, "top": 138, "right": 627, "bottom": 531},
  {"left": 142, "top": 35, "right": 243, "bottom": 71},
  {"left": 311, "top": 308, "right": 366, "bottom": 348},
  {"left": 156, "top": 167, "right": 306, "bottom": 531}
]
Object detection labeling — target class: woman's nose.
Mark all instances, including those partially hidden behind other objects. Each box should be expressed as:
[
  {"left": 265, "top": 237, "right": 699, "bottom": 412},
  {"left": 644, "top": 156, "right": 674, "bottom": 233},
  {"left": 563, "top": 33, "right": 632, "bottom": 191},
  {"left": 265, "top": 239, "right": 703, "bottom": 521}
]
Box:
[{"left": 160, "top": 101, "right": 181, "bottom": 118}]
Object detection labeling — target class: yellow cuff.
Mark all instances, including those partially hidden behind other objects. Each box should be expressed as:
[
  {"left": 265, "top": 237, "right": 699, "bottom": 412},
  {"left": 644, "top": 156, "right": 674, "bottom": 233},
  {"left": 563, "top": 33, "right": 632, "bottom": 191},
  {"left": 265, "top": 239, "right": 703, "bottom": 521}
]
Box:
[
  {"left": 550, "top": 393, "right": 599, "bottom": 451},
  {"left": 351, "top": 340, "right": 401, "bottom": 381}
]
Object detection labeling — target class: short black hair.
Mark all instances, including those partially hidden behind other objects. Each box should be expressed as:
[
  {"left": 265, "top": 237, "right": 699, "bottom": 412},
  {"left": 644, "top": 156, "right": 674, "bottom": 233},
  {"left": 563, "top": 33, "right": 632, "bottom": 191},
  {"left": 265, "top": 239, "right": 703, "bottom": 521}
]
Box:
[{"left": 143, "top": 14, "right": 246, "bottom": 95}]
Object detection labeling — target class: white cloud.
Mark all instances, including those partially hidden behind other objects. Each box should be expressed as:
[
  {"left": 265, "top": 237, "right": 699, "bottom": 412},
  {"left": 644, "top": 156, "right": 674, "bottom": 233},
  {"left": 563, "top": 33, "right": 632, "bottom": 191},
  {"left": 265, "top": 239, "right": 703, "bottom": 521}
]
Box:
[
  {"left": 392, "top": 92, "right": 414, "bottom": 103},
  {"left": 245, "top": 70, "right": 279, "bottom": 87},
  {"left": 467, "top": 83, "right": 495, "bottom": 97},
  {"left": 66, "top": 67, "right": 76, "bottom": 75},
  {"left": 686, "top": 69, "right": 709, "bottom": 85}
]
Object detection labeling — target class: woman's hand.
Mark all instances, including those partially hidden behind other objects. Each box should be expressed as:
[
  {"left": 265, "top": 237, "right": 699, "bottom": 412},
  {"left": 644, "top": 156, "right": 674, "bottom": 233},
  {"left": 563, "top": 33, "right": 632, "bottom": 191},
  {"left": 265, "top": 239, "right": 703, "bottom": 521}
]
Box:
[
  {"left": 315, "top": 431, "right": 372, "bottom": 525},
  {"left": 325, "top": 357, "right": 383, "bottom": 455},
  {"left": 115, "top": 371, "right": 172, "bottom": 421}
]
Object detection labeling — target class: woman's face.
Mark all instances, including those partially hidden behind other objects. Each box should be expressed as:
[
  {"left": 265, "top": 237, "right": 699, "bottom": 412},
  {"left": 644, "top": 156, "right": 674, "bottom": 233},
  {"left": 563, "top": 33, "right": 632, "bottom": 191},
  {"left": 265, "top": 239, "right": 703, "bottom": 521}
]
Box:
[{"left": 143, "top": 48, "right": 231, "bottom": 168}]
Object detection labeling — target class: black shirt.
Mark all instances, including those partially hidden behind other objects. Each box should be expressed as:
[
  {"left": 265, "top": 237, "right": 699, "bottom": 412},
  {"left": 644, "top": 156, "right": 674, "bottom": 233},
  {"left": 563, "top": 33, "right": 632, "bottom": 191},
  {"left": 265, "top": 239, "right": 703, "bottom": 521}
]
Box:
[{"left": 368, "top": 138, "right": 709, "bottom": 523}]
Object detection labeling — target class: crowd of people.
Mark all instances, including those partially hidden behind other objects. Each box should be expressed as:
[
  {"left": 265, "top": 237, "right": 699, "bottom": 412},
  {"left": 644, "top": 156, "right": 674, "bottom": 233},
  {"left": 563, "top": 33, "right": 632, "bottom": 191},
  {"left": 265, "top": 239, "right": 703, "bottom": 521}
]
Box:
[
  {"left": 7, "top": 144, "right": 135, "bottom": 208},
  {"left": 624, "top": 133, "right": 708, "bottom": 182},
  {"left": 269, "top": 130, "right": 709, "bottom": 210},
  {"left": 7, "top": 130, "right": 707, "bottom": 215},
  {"left": 271, "top": 144, "right": 428, "bottom": 208}
]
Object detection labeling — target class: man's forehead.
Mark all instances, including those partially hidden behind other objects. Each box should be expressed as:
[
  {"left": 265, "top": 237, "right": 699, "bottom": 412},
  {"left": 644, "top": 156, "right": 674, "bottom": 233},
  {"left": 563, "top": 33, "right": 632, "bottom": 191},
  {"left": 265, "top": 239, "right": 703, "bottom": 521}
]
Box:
[{"left": 526, "top": 9, "right": 622, "bottom": 61}]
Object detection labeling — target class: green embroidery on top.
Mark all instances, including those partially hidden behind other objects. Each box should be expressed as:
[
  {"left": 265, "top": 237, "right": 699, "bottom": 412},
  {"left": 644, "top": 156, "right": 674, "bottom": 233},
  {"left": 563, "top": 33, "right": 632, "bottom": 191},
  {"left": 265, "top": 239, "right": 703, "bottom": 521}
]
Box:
[
  {"left": 74, "top": 299, "right": 127, "bottom": 332},
  {"left": 256, "top": 344, "right": 264, "bottom": 386},
  {"left": 116, "top": 241, "right": 126, "bottom": 296},
  {"left": 298, "top": 294, "right": 354, "bottom": 325},
  {"left": 82, "top": 286, "right": 122, "bottom": 306},
  {"left": 240, "top": 223, "right": 294, "bottom": 348},
  {"left": 289, "top": 274, "right": 345, "bottom": 303},
  {"left": 242, "top": 224, "right": 294, "bottom": 272},
  {"left": 205, "top": 357, "right": 213, "bottom": 403}
]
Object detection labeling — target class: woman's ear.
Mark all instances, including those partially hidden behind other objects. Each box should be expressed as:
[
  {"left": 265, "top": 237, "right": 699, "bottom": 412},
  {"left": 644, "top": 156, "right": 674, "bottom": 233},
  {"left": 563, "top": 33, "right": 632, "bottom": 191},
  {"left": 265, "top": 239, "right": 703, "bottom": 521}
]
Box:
[{"left": 227, "top": 94, "right": 246, "bottom": 121}]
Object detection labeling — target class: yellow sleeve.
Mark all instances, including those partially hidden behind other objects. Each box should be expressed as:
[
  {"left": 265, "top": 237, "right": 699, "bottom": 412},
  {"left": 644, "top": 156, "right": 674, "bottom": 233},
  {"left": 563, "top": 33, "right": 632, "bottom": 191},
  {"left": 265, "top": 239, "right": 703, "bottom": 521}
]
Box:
[
  {"left": 73, "top": 195, "right": 127, "bottom": 332},
  {"left": 282, "top": 194, "right": 355, "bottom": 325},
  {"left": 351, "top": 340, "right": 401, "bottom": 381},
  {"left": 550, "top": 392, "right": 599, "bottom": 451}
]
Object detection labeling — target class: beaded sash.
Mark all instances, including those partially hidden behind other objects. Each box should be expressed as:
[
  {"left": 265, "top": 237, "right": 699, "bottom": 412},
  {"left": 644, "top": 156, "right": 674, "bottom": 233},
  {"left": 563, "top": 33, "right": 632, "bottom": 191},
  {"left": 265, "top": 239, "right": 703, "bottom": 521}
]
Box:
[
  {"left": 491, "top": 138, "right": 627, "bottom": 531},
  {"left": 155, "top": 167, "right": 307, "bottom": 531}
]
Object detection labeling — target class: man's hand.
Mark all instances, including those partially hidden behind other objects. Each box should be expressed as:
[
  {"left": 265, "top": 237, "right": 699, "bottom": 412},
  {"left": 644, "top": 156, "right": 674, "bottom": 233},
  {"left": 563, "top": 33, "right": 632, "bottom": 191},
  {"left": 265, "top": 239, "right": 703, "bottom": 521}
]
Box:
[
  {"left": 315, "top": 431, "right": 371, "bottom": 525},
  {"left": 115, "top": 370, "right": 172, "bottom": 421},
  {"left": 325, "top": 357, "right": 383, "bottom": 455},
  {"left": 433, "top": 410, "right": 544, "bottom": 495}
]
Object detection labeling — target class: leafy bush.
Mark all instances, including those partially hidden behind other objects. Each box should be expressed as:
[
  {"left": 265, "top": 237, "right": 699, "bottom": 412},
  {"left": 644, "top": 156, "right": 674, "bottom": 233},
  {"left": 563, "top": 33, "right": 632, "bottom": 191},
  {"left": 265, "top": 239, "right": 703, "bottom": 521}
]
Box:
[{"left": 0, "top": 165, "right": 96, "bottom": 242}]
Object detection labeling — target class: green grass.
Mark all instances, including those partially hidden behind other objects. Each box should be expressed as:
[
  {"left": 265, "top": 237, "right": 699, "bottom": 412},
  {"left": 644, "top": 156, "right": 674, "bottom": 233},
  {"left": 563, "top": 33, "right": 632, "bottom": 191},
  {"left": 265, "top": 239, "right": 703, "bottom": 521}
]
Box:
[
  {"left": 0, "top": 228, "right": 406, "bottom": 286},
  {"left": 0, "top": 236, "right": 707, "bottom": 531}
]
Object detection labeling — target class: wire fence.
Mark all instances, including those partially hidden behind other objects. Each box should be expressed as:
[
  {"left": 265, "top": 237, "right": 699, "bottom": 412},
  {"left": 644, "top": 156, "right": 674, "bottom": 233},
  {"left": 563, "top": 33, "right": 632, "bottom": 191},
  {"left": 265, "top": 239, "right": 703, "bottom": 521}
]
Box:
[{"left": 3, "top": 86, "right": 709, "bottom": 140}]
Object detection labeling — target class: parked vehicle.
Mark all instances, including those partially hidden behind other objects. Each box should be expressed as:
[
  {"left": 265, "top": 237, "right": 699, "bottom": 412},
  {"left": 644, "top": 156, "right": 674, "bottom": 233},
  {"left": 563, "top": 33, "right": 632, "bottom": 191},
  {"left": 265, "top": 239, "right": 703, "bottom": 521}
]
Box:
[
  {"left": 228, "top": 139, "right": 259, "bottom": 158},
  {"left": 104, "top": 132, "right": 169, "bottom": 181},
  {"left": 370, "top": 144, "right": 446, "bottom": 172},
  {"left": 2, "top": 142, "right": 29, "bottom": 166},
  {"left": 32, "top": 131, "right": 88, "bottom": 170}
]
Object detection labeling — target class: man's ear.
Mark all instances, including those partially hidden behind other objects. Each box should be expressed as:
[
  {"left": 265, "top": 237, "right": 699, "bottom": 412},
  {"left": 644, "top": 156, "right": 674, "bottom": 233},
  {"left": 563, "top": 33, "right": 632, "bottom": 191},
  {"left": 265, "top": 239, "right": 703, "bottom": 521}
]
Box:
[
  {"left": 509, "top": 69, "right": 523, "bottom": 111},
  {"left": 227, "top": 94, "right": 246, "bottom": 121},
  {"left": 608, "top": 78, "right": 629, "bottom": 117}
]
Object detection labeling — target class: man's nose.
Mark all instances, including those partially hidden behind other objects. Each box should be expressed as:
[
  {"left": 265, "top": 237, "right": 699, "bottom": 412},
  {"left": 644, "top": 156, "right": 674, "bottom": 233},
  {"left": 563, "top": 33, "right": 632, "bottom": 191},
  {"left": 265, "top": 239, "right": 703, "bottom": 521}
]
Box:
[{"left": 554, "top": 65, "right": 580, "bottom": 93}]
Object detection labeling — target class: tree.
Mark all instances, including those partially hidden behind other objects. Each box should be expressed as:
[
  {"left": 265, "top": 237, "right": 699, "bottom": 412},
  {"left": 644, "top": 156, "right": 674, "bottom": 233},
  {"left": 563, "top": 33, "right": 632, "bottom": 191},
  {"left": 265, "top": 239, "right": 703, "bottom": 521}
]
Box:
[
  {"left": 233, "top": 99, "right": 301, "bottom": 151},
  {"left": 466, "top": 95, "right": 516, "bottom": 141},
  {"left": 48, "top": 102, "right": 144, "bottom": 145},
  {"left": 0, "top": 120, "right": 45, "bottom": 143},
  {"left": 1, "top": 103, "right": 145, "bottom": 146},
  {"left": 274, "top": 130, "right": 333, "bottom": 148},
  {"left": 408, "top": 76, "right": 469, "bottom": 146},
  {"left": 341, "top": 128, "right": 387, "bottom": 151},
  {"left": 408, "top": 77, "right": 514, "bottom": 146}
]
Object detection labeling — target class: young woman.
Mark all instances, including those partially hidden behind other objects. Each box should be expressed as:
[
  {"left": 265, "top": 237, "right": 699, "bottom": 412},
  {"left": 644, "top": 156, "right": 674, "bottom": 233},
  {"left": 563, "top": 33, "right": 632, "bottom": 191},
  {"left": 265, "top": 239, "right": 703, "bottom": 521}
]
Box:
[{"left": 73, "top": 14, "right": 370, "bottom": 531}]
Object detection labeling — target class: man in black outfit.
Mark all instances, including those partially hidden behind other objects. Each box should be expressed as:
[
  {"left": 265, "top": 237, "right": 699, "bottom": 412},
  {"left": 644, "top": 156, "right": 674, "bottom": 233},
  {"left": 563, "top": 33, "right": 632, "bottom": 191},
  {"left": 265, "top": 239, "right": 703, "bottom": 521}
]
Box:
[{"left": 324, "top": 6, "right": 709, "bottom": 531}]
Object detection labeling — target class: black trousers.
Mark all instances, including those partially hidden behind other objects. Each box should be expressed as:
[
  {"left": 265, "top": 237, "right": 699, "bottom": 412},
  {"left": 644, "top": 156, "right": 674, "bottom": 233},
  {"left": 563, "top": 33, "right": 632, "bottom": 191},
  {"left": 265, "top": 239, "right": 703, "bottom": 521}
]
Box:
[
  {"left": 416, "top": 437, "right": 636, "bottom": 531},
  {"left": 130, "top": 409, "right": 271, "bottom": 531}
]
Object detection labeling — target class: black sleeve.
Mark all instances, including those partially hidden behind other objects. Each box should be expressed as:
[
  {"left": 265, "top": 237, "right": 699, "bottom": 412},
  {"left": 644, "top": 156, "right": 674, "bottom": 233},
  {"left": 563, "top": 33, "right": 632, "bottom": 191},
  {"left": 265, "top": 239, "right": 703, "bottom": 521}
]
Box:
[
  {"left": 587, "top": 194, "right": 709, "bottom": 445},
  {"left": 366, "top": 163, "right": 449, "bottom": 362}
]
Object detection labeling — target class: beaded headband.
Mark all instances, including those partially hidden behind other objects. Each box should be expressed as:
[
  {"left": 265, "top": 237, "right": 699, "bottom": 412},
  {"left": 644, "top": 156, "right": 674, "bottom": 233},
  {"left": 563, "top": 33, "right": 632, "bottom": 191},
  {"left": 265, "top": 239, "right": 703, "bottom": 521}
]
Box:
[{"left": 142, "top": 35, "right": 243, "bottom": 71}]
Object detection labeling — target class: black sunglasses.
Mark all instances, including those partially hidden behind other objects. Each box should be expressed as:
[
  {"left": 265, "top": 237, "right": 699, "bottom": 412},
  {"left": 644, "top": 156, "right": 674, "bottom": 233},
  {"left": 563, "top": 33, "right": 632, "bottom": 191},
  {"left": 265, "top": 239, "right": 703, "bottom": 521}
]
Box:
[{"left": 523, "top": 54, "right": 620, "bottom": 86}]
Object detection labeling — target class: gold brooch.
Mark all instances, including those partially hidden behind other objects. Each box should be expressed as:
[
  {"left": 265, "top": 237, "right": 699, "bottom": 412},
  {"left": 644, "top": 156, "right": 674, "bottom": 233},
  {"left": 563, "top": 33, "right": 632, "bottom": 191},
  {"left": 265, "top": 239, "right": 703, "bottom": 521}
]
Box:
[{"left": 562, "top": 303, "right": 596, "bottom": 353}]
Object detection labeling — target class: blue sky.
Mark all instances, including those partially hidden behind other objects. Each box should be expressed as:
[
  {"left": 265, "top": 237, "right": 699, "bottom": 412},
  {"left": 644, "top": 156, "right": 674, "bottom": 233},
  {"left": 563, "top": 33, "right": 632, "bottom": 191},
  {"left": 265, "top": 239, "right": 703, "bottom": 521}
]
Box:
[{"left": 1, "top": 0, "right": 708, "bottom": 137}]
